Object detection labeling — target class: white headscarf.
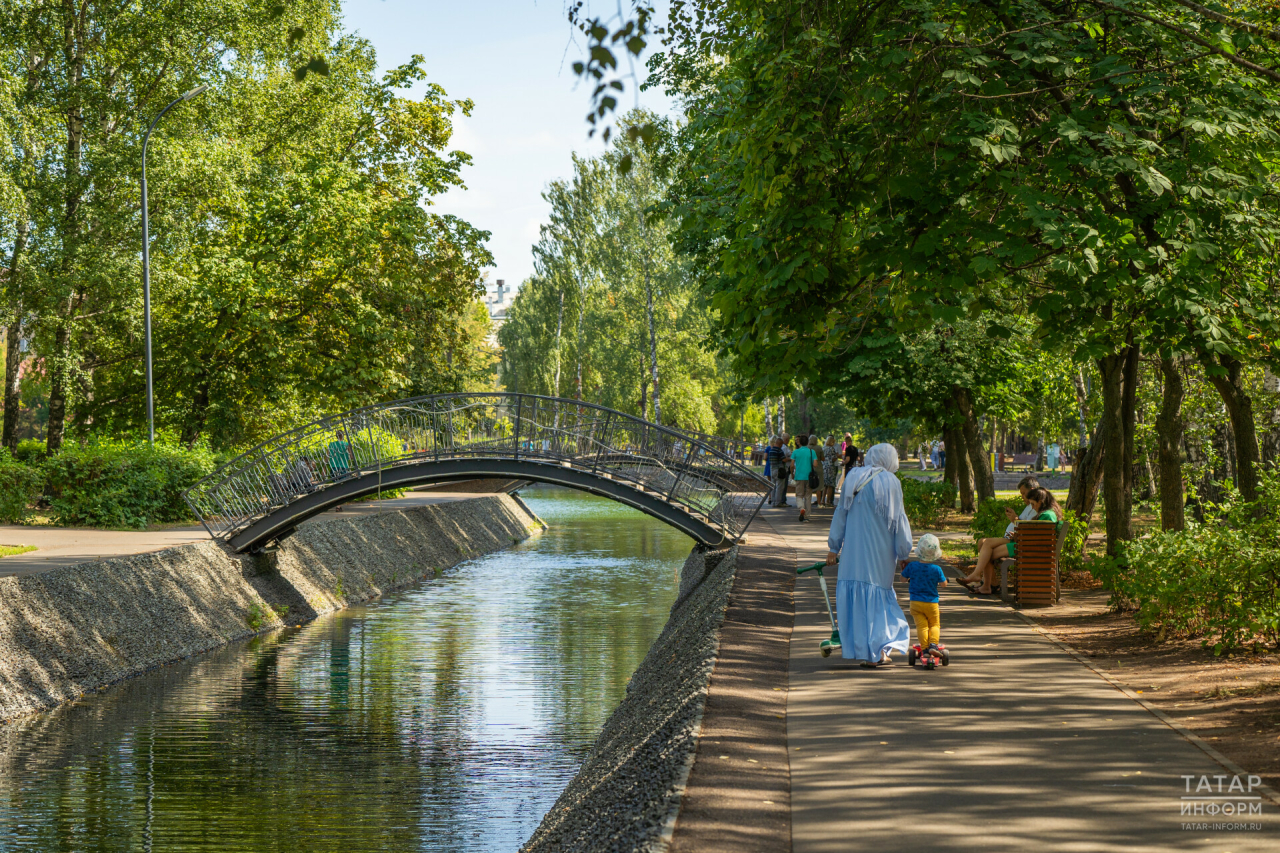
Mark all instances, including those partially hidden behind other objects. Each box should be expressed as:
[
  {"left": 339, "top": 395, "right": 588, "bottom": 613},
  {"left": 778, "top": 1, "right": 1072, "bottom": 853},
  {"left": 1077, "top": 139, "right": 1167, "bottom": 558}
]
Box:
[{"left": 839, "top": 443, "right": 900, "bottom": 508}]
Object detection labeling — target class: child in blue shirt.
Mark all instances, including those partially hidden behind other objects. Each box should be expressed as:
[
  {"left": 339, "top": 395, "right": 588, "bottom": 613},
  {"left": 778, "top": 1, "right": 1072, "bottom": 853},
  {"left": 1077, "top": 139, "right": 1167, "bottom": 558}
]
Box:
[{"left": 901, "top": 534, "right": 948, "bottom": 654}]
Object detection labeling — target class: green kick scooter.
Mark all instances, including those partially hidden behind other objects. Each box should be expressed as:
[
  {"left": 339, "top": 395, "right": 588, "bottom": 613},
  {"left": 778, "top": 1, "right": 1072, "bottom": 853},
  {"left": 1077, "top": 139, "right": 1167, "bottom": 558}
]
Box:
[{"left": 797, "top": 561, "right": 841, "bottom": 657}]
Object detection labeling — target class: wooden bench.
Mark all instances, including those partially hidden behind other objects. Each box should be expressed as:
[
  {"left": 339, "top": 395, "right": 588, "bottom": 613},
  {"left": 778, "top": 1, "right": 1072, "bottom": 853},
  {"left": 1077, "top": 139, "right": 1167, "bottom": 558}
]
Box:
[
  {"left": 997, "top": 520, "right": 1065, "bottom": 607},
  {"left": 1000, "top": 453, "right": 1039, "bottom": 472}
]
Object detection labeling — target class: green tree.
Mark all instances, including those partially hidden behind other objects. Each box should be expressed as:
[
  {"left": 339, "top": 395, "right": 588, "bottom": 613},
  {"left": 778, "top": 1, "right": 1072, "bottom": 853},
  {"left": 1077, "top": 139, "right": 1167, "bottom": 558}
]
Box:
[{"left": 656, "top": 0, "right": 1280, "bottom": 551}]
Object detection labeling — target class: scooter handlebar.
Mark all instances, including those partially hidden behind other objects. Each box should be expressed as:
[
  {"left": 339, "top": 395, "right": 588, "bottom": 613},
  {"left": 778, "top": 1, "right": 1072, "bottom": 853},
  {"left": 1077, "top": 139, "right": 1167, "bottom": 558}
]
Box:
[{"left": 796, "top": 561, "right": 826, "bottom": 576}]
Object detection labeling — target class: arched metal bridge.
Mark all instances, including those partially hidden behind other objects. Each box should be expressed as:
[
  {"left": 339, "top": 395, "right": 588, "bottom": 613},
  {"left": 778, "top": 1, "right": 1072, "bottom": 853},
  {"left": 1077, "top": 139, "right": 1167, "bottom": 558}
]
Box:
[{"left": 183, "top": 393, "right": 771, "bottom": 553}]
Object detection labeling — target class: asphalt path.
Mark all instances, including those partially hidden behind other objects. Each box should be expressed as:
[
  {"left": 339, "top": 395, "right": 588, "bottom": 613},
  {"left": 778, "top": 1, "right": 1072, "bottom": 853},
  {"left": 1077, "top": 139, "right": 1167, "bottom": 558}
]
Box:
[
  {"left": 0, "top": 490, "right": 475, "bottom": 577},
  {"left": 763, "top": 502, "right": 1279, "bottom": 853}
]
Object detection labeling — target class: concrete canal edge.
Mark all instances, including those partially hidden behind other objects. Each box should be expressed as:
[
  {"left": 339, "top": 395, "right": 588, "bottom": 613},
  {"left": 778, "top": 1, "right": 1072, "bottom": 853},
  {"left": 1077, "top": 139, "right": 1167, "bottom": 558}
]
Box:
[
  {"left": 0, "top": 494, "right": 543, "bottom": 723},
  {"left": 522, "top": 519, "right": 796, "bottom": 853}
]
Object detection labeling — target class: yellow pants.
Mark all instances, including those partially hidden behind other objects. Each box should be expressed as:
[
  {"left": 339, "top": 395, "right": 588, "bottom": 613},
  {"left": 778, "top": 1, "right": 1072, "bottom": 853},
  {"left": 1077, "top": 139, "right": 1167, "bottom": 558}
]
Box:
[{"left": 910, "top": 601, "right": 941, "bottom": 646}]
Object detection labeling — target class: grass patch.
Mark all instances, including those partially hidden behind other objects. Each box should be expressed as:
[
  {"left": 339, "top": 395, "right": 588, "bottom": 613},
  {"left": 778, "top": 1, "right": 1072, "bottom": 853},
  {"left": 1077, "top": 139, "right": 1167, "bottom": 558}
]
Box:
[
  {"left": 938, "top": 539, "right": 975, "bottom": 557},
  {"left": 0, "top": 544, "right": 36, "bottom": 558}
]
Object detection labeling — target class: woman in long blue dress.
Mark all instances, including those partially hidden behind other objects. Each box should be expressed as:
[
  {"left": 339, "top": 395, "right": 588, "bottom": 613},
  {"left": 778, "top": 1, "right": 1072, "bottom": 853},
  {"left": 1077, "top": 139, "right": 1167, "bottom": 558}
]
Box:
[{"left": 825, "top": 443, "right": 913, "bottom": 666}]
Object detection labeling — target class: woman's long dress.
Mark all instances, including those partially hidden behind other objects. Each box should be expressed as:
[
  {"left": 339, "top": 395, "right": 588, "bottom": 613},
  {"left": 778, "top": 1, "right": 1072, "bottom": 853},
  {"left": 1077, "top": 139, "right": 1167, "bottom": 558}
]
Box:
[{"left": 827, "top": 471, "right": 913, "bottom": 660}]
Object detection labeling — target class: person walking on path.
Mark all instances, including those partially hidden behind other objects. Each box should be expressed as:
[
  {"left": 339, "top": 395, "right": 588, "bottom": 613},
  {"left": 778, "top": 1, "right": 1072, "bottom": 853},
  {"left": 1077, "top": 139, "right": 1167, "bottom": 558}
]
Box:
[
  {"left": 766, "top": 437, "right": 790, "bottom": 507},
  {"left": 793, "top": 435, "right": 818, "bottom": 522},
  {"left": 824, "top": 443, "right": 913, "bottom": 667},
  {"left": 821, "top": 435, "right": 840, "bottom": 507},
  {"left": 1047, "top": 441, "right": 1060, "bottom": 473},
  {"left": 328, "top": 430, "right": 353, "bottom": 510}
]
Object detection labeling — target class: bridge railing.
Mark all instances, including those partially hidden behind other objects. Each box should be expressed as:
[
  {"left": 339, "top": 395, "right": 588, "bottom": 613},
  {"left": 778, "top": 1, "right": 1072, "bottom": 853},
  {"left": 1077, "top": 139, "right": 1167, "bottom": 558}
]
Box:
[{"left": 184, "top": 393, "right": 770, "bottom": 545}]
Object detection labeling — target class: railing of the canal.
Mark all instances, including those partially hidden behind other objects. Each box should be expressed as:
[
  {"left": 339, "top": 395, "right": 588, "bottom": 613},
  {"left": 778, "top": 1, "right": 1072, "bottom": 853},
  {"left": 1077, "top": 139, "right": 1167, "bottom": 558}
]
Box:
[{"left": 183, "top": 393, "right": 771, "bottom": 546}]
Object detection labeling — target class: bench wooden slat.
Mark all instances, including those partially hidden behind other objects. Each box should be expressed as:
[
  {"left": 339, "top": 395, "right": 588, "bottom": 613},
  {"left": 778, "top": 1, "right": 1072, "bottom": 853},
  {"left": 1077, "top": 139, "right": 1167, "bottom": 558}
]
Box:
[{"left": 1013, "top": 520, "right": 1063, "bottom": 608}]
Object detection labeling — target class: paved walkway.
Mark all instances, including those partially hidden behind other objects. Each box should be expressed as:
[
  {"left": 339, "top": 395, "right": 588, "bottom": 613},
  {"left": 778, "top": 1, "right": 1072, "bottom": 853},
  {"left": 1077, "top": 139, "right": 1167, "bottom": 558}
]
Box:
[
  {"left": 762, "top": 504, "right": 1278, "bottom": 852},
  {"left": 0, "top": 490, "right": 477, "bottom": 578}
]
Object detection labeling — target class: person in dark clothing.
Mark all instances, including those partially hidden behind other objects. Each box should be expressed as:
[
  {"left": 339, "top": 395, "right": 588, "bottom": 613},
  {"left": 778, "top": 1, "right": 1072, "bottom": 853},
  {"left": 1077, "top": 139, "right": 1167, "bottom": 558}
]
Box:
[{"left": 766, "top": 437, "right": 790, "bottom": 506}]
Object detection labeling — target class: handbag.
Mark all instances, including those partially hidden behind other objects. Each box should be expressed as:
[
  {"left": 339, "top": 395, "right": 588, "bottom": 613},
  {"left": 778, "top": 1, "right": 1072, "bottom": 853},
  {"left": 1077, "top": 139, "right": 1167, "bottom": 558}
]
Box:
[{"left": 805, "top": 448, "right": 819, "bottom": 487}]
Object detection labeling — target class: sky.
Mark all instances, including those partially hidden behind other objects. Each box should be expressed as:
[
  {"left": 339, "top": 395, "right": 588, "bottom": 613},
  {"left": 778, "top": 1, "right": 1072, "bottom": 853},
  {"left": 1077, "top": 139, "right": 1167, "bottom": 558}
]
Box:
[{"left": 340, "top": 0, "right": 676, "bottom": 292}]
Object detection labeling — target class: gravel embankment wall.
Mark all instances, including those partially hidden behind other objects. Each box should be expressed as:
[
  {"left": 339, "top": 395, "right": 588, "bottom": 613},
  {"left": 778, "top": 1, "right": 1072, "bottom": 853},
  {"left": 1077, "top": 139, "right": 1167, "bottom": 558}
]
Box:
[
  {"left": 0, "top": 495, "right": 542, "bottom": 722},
  {"left": 522, "top": 545, "right": 737, "bottom": 853}
]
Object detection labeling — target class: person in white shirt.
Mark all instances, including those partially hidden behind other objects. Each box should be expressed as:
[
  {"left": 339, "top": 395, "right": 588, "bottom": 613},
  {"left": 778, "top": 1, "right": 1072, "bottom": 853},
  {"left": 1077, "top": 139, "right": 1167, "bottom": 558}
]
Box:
[
  {"left": 1005, "top": 476, "right": 1041, "bottom": 535},
  {"left": 959, "top": 475, "right": 1041, "bottom": 590}
]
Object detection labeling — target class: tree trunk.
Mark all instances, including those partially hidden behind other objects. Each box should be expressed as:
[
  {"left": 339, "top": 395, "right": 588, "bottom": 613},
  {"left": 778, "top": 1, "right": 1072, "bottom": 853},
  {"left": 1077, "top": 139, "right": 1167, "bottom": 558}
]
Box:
[
  {"left": 1, "top": 316, "right": 21, "bottom": 451},
  {"left": 948, "top": 423, "right": 975, "bottom": 513},
  {"left": 46, "top": 22, "right": 87, "bottom": 456},
  {"left": 45, "top": 322, "right": 71, "bottom": 452},
  {"left": 1155, "top": 356, "right": 1186, "bottom": 531},
  {"left": 1142, "top": 453, "right": 1157, "bottom": 501},
  {"left": 1065, "top": 419, "right": 1106, "bottom": 520},
  {"left": 182, "top": 379, "right": 211, "bottom": 447},
  {"left": 942, "top": 427, "right": 958, "bottom": 490},
  {"left": 1122, "top": 341, "right": 1139, "bottom": 501},
  {"left": 777, "top": 396, "right": 786, "bottom": 436},
  {"left": 2, "top": 219, "right": 29, "bottom": 451},
  {"left": 995, "top": 420, "right": 1006, "bottom": 472},
  {"left": 642, "top": 255, "right": 661, "bottom": 426},
  {"left": 796, "top": 385, "right": 813, "bottom": 435},
  {"left": 552, "top": 289, "right": 564, "bottom": 430},
  {"left": 1096, "top": 342, "right": 1138, "bottom": 553},
  {"left": 1201, "top": 352, "right": 1262, "bottom": 503},
  {"left": 953, "top": 386, "right": 994, "bottom": 502},
  {"left": 764, "top": 399, "right": 773, "bottom": 437},
  {"left": 575, "top": 278, "right": 585, "bottom": 402},
  {"left": 637, "top": 326, "right": 648, "bottom": 421}
]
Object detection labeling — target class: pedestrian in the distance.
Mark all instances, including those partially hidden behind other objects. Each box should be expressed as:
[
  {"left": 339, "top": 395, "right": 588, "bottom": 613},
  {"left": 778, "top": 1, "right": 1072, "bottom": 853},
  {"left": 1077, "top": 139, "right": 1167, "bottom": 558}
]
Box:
[
  {"left": 792, "top": 434, "right": 817, "bottom": 522},
  {"left": 822, "top": 435, "right": 840, "bottom": 507},
  {"left": 766, "top": 437, "right": 789, "bottom": 507},
  {"left": 328, "top": 429, "right": 352, "bottom": 511}
]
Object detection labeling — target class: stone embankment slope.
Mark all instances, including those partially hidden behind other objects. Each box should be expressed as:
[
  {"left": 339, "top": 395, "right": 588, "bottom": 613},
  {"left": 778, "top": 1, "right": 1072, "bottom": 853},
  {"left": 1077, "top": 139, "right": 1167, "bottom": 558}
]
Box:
[
  {"left": 521, "top": 545, "right": 739, "bottom": 852},
  {"left": 523, "top": 523, "right": 797, "bottom": 853},
  {"left": 0, "top": 495, "right": 542, "bottom": 722}
]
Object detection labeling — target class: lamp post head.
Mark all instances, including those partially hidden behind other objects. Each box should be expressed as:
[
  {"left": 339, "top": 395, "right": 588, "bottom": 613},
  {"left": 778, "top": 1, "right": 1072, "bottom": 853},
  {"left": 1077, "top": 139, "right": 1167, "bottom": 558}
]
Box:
[{"left": 181, "top": 83, "right": 209, "bottom": 101}]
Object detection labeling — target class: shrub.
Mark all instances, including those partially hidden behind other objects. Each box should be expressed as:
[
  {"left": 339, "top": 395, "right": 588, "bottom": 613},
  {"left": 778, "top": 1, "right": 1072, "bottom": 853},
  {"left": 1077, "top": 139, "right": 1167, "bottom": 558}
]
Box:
[
  {"left": 43, "top": 440, "right": 217, "bottom": 529},
  {"left": 0, "top": 453, "right": 43, "bottom": 523},
  {"left": 969, "top": 496, "right": 1026, "bottom": 543},
  {"left": 1090, "top": 472, "right": 1280, "bottom": 652},
  {"left": 899, "top": 476, "right": 957, "bottom": 528},
  {"left": 1058, "top": 509, "right": 1091, "bottom": 574},
  {"left": 12, "top": 439, "right": 46, "bottom": 465}
]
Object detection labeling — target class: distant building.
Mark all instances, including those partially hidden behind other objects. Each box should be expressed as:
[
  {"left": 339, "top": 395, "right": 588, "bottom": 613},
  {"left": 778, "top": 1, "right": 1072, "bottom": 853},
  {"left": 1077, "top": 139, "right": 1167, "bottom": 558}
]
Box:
[{"left": 483, "top": 279, "right": 514, "bottom": 345}]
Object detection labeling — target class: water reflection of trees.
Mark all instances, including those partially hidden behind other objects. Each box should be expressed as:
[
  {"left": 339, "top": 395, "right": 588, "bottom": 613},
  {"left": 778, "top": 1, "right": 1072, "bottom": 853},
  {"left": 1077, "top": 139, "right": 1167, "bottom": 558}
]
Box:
[
  {"left": 0, "top": 624, "right": 464, "bottom": 852},
  {"left": 0, "top": 488, "right": 686, "bottom": 852},
  {"left": 519, "top": 489, "right": 686, "bottom": 749}
]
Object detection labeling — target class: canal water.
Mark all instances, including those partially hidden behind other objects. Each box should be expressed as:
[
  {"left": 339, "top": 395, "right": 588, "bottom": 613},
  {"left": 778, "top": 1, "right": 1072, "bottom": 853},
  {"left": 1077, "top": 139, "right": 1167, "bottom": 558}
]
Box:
[{"left": 0, "top": 487, "right": 689, "bottom": 852}]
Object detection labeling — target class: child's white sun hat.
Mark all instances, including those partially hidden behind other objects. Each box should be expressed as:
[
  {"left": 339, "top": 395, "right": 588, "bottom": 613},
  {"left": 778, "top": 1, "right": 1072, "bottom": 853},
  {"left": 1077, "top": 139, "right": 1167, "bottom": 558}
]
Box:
[{"left": 916, "top": 533, "right": 942, "bottom": 562}]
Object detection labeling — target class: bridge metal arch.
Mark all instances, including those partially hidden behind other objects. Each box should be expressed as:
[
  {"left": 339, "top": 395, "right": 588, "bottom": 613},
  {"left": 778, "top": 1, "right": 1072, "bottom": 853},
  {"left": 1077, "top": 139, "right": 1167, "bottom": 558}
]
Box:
[{"left": 184, "top": 393, "right": 771, "bottom": 553}]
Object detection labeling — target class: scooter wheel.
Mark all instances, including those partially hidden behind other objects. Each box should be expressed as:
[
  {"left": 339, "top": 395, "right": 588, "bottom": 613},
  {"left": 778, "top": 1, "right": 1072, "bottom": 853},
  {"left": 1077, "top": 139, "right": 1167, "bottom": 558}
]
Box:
[
  {"left": 907, "top": 648, "right": 917, "bottom": 667},
  {"left": 821, "top": 646, "right": 832, "bottom": 658},
  {"left": 940, "top": 649, "right": 950, "bottom": 666}
]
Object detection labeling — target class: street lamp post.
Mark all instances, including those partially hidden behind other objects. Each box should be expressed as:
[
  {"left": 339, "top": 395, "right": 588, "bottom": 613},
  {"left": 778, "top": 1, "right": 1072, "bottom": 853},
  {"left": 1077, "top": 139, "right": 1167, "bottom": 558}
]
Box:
[{"left": 140, "top": 83, "right": 208, "bottom": 445}]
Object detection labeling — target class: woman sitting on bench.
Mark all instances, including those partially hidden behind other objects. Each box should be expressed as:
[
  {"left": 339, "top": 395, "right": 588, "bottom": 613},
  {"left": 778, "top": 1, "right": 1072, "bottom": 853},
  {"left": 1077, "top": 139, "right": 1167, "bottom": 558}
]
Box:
[{"left": 960, "top": 488, "right": 1062, "bottom": 595}]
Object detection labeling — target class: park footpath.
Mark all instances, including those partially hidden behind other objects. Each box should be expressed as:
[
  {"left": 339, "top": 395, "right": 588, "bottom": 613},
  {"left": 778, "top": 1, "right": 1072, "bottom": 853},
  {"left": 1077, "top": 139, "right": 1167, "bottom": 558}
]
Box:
[
  {"left": 760, "top": 503, "right": 1280, "bottom": 853},
  {"left": 0, "top": 489, "right": 478, "bottom": 578}
]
